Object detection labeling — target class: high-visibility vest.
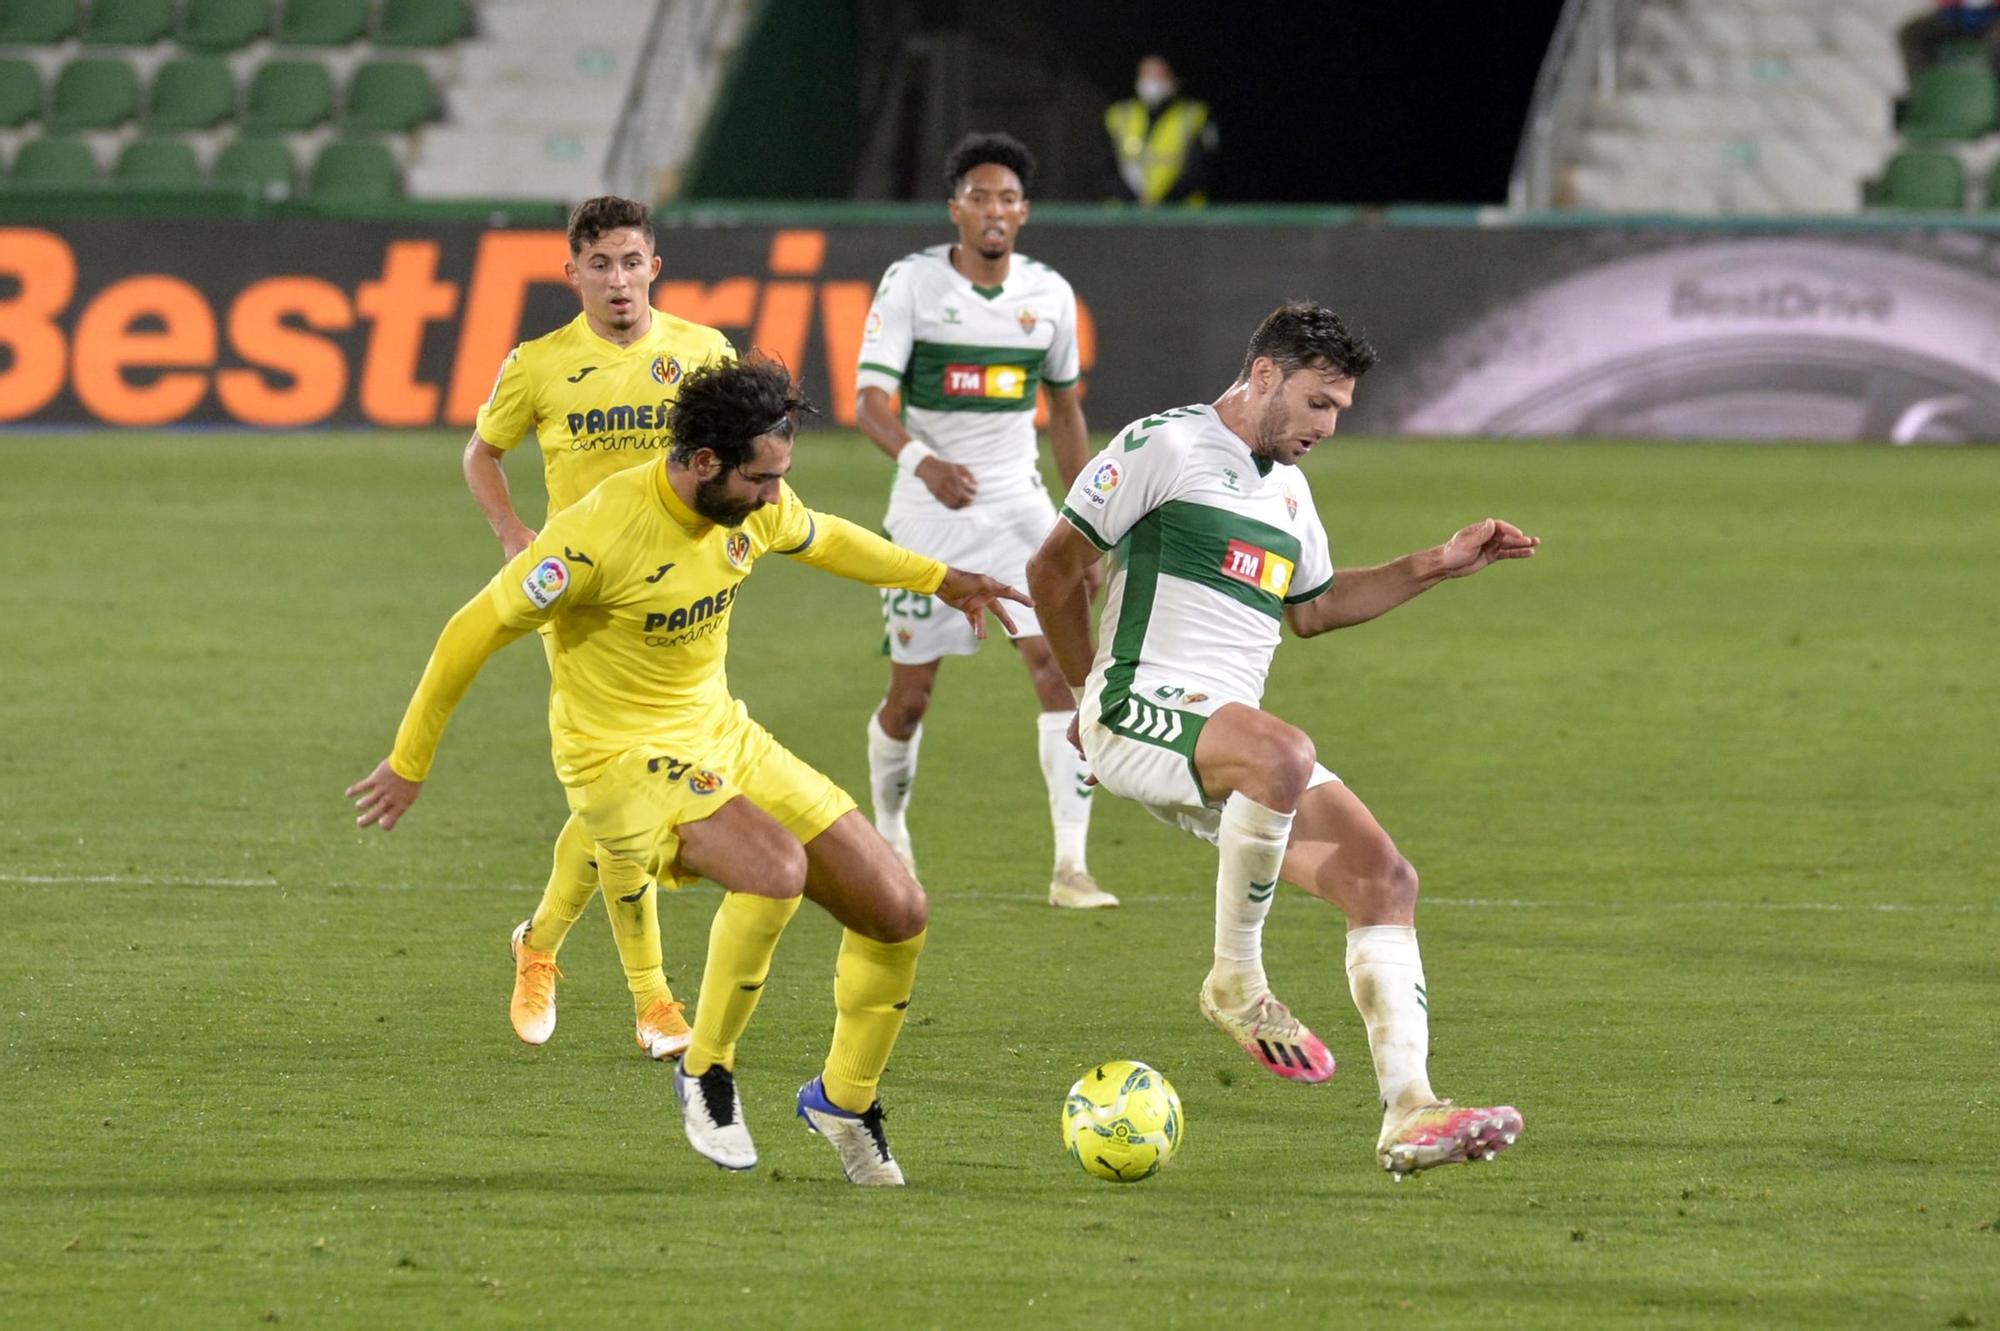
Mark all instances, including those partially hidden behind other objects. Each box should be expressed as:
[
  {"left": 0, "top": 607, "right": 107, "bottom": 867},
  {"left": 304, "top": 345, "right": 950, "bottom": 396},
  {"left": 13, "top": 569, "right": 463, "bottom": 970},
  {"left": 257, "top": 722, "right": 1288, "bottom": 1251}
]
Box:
[{"left": 1104, "top": 97, "right": 1211, "bottom": 205}]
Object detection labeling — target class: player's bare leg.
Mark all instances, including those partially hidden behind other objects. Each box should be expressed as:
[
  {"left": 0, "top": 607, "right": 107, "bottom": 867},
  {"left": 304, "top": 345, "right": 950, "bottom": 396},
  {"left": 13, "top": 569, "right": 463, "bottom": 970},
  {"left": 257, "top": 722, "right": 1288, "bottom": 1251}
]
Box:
[
  {"left": 1184, "top": 704, "right": 1335, "bottom": 1082},
  {"left": 1283, "top": 780, "right": 1522, "bottom": 1178},
  {"left": 666, "top": 797, "right": 809, "bottom": 1172},
  {"left": 793, "top": 811, "right": 928, "bottom": 1185},
  {"left": 867, "top": 660, "right": 939, "bottom": 876},
  {"left": 1017, "top": 635, "right": 1114, "bottom": 909}
]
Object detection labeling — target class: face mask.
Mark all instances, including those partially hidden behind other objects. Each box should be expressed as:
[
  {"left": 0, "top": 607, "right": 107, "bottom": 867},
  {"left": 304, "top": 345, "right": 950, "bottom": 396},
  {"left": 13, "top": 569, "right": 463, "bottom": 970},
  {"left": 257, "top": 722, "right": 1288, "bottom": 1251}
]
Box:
[{"left": 1136, "top": 77, "right": 1173, "bottom": 107}]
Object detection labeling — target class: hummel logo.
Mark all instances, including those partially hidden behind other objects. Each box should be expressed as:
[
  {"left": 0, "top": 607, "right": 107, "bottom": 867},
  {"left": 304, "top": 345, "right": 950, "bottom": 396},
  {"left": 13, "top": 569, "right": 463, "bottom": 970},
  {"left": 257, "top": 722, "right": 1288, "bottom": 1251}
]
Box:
[
  {"left": 1248, "top": 879, "right": 1276, "bottom": 903},
  {"left": 566, "top": 366, "right": 598, "bottom": 382},
  {"left": 644, "top": 563, "right": 675, "bottom": 583}
]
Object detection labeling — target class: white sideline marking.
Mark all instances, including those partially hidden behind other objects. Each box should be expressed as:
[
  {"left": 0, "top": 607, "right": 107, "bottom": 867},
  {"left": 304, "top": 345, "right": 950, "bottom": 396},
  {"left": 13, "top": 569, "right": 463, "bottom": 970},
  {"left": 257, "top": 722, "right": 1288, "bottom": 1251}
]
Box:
[{"left": 0, "top": 873, "right": 1990, "bottom": 913}]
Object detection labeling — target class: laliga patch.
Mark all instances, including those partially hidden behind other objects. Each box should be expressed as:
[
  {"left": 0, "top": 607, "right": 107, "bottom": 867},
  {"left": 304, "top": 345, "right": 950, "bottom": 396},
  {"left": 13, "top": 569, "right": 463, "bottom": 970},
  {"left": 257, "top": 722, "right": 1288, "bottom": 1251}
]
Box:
[
  {"left": 725, "top": 532, "right": 751, "bottom": 568},
  {"left": 865, "top": 310, "right": 883, "bottom": 340},
  {"left": 522, "top": 556, "right": 570, "bottom": 608},
  {"left": 1083, "top": 458, "right": 1122, "bottom": 508},
  {"left": 687, "top": 770, "right": 723, "bottom": 795},
  {"left": 652, "top": 355, "right": 681, "bottom": 386}
]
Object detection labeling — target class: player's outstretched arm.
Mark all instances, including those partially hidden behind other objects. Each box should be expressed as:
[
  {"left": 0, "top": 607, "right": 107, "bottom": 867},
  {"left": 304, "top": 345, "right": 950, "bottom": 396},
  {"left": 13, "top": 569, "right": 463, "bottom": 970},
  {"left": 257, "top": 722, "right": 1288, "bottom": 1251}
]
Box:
[
  {"left": 346, "top": 593, "right": 529, "bottom": 831},
  {"left": 1287, "top": 518, "right": 1539, "bottom": 639},
  {"left": 934, "top": 567, "right": 1031, "bottom": 640}
]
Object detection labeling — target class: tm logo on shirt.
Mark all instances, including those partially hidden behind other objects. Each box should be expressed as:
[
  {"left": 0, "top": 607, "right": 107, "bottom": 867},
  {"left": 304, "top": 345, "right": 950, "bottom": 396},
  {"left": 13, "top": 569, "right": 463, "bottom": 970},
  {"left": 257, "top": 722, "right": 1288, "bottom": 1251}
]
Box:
[
  {"left": 1221, "top": 539, "right": 1294, "bottom": 597},
  {"left": 943, "top": 364, "right": 1027, "bottom": 400}
]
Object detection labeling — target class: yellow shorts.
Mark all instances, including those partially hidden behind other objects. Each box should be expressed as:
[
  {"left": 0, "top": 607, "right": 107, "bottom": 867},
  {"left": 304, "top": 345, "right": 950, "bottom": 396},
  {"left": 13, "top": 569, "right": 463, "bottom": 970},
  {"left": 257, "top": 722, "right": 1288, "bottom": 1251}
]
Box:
[{"left": 564, "top": 714, "right": 855, "bottom": 887}]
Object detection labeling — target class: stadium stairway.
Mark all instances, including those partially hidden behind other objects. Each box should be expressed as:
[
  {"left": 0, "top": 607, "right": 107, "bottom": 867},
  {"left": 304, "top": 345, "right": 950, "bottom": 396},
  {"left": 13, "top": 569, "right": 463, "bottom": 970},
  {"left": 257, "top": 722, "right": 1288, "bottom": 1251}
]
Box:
[{"left": 1561, "top": 0, "right": 1958, "bottom": 214}]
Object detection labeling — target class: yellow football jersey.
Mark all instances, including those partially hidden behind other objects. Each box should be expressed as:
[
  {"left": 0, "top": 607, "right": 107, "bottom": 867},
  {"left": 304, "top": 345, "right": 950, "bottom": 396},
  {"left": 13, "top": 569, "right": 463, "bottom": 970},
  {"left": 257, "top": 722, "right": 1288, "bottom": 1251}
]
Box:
[
  {"left": 474, "top": 309, "right": 735, "bottom": 517},
  {"left": 473, "top": 462, "right": 945, "bottom": 787}
]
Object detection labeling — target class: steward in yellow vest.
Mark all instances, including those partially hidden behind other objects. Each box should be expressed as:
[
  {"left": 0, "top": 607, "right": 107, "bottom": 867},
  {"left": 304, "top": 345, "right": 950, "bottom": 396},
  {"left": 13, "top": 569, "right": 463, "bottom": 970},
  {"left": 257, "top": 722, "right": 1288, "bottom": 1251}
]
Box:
[{"left": 1104, "top": 54, "right": 1219, "bottom": 206}]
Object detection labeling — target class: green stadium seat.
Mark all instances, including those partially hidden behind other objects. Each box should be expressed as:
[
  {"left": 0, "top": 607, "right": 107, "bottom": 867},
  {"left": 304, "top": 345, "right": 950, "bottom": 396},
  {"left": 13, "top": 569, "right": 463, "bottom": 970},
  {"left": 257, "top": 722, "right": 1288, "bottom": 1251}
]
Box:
[
  {"left": 277, "top": 0, "right": 369, "bottom": 46},
  {"left": 147, "top": 58, "right": 237, "bottom": 130},
  {"left": 114, "top": 137, "right": 202, "bottom": 187},
  {"left": 342, "top": 60, "right": 434, "bottom": 131},
  {"left": 10, "top": 136, "right": 98, "bottom": 186},
  {"left": 243, "top": 60, "right": 334, "bottom": 131},
  {"left": 84, "top": 0, "right": 176, "bottom": 45},
  {"left": 182, "top": 0, "right": 271, "bottom": 53},
  {"left": 1875, "top": 149, "right": 1965, "bottom": 209},
  {"left": 0, "top": 60, "right": 40, "bottom": 130},
  {"left": 1900, "top": 66, "right": 2000, "bottom": 142},
  {"left": 309, "top": 137, "right": 400, "bottom": 200},
  {"left": 48, "top": 58, "right": 140, "bottom": 130},
  {"left": 0, "top": 0, "right": 80, "bottom": 43},
  {"left": 214, "top": 135, "right": 295, "bottom": 197},
  {"left": 376, "top": 0, "right": 468, "bottom": 47}
]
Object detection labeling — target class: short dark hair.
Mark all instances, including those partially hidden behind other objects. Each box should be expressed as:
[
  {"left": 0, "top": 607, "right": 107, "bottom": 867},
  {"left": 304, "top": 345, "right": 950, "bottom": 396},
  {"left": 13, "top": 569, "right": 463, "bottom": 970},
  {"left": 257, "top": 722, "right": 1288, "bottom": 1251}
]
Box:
[
  {"left": 567, "top": 195, "right": 655, "bottom": 256},
  {"left": 668, "top": 356, "right": 814, "bottom": 467},
  {"left": 944, "top": 132, "right": 1036, "bottom": 195},
  {"left": 1239, "top": 301, "right": 1378, "bottom": 381}
]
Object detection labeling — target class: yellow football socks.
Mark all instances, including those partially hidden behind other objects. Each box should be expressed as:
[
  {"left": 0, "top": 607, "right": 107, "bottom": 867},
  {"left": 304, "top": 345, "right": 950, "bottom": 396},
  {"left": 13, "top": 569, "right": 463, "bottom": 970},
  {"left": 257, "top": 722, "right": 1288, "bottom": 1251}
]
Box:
[
  {"left": 822, "top": 928, "right": 927, "bottom": 1113},
  {"left": 595, "top": 848, "right": 673, "bottom": 1015},
  {"left": 524, "top": 812, "right": 598, "bottom": 954},
  {"left": 682, "top": 890, "right": 803, "bottom": 1075}
]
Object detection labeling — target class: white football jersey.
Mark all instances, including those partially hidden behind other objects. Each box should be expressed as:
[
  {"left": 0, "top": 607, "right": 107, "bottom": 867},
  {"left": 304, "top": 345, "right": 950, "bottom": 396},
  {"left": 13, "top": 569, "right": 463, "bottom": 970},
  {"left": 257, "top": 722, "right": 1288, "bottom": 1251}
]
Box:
[
  {"left": 855, "top": 244, "right": 1082, "bottom": 514},
  {"left": 1058, "top": 404, "right": 1335, "bottom": 718}
]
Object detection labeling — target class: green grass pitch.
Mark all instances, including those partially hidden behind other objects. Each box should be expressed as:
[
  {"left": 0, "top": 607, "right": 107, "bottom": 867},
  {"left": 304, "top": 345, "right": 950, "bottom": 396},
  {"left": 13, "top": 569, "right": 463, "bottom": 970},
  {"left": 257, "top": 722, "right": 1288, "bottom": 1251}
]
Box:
[{"left": 3, "top": 429, "right": 1996, "bottom": 1330}]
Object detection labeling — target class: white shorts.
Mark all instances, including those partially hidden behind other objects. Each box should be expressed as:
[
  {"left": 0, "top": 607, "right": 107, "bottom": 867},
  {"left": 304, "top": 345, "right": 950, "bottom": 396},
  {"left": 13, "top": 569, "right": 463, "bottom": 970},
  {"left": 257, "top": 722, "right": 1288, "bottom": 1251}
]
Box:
[
  {"left": 881, "top": 488, "right": 1056, "bottom": 664},
  {"left": 1081, "top": 691, "right": 1340, "bottom": 845}
]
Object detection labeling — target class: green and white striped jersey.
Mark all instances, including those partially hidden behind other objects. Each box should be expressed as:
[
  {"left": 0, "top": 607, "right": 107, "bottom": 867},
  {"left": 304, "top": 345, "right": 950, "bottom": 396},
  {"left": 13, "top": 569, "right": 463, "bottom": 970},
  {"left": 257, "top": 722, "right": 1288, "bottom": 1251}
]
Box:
[
  {"left": 856, "top": 244, "right": 1081, "bottom": 513},
  {"left": 1059, "top": 404, "right": 1336, "bottom": 719}
]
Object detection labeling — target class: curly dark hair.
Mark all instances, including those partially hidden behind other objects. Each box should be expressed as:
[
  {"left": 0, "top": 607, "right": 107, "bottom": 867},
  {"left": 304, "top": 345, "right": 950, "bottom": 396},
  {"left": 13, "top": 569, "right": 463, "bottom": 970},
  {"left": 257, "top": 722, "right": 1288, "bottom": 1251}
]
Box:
[
  {"left": 567, "top": 195, "right": 654, "bottom": 255},
  {"left": 1239, "top": 301, "right": 1379, "bottom": 381},
  {"left": 944, "top": 131, "right": 1036, "bottom": 195},
  {"left": 668, "top": 356, "right": 816, "bottom": 467}
]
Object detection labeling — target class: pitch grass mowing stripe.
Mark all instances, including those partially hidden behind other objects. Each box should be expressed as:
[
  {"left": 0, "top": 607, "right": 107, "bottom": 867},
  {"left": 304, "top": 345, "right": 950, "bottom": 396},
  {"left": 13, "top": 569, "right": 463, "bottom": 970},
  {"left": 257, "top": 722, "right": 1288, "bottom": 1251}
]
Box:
[{"left": 5, "top": 873, "right": 1995, "bottom": 914}]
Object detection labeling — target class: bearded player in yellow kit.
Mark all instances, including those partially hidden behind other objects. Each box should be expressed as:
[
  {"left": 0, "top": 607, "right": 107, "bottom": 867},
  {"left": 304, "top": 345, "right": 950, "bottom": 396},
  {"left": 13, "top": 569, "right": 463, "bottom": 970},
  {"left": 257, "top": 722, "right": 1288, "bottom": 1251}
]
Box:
[
  {"left": 348, "top": 357, "right": 1026, "bottom": 1185},
  {"left": 463, "top": 196, "right": 732, "bottom": 1062}
]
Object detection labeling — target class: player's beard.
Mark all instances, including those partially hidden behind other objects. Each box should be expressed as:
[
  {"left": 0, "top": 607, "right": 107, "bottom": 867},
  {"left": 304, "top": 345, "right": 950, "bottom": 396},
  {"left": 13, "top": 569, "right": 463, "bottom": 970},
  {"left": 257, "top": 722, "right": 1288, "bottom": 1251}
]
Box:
[
  {"left": 1253, "top": 394, "right": 1294, "bottom": 462},
  {"left": 693, "top": 472, "right": 759, "bottom": 527}
]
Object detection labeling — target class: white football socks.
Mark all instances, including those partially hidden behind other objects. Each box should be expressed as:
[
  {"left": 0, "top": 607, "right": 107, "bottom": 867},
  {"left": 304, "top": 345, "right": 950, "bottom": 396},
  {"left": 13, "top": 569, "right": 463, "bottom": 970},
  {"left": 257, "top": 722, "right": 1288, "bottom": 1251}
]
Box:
[
  {"left": 1036, "top": 710, "right": 1094, "bottom": 873},
  {"left": 1208, "top": 793, "right": 1293, "bottom": 1009},
  {"left": 1345, "top": 924, "right": 1438, "bottom": 1124},
  {"left": 866, "top": 710, "right": 921, "bottom": 849}
]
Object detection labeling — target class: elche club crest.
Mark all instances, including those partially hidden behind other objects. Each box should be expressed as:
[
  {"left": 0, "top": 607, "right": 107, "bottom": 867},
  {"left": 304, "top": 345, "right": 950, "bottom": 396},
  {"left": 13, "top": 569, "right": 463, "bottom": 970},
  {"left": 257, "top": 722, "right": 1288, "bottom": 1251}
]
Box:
[
  {"left": 1016, "top": 307, "right": 1040, "bottom": 334},
  {"left": 652, "top": 356, "right": 682, "bottom": 386},
  {"left": 725, "top": 532, "right": 751, "bottom": 567}
]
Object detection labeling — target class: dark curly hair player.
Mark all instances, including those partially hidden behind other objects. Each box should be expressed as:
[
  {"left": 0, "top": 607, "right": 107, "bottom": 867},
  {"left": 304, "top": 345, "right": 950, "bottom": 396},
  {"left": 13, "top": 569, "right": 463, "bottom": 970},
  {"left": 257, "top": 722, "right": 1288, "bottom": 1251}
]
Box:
[{"left": 349, "top": 348, "right": 1030, "bottom": 1187}]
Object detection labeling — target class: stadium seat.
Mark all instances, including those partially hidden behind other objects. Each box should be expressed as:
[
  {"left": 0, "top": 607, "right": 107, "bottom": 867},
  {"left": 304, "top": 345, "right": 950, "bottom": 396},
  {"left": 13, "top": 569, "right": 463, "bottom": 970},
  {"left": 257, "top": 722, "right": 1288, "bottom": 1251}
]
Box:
[
  {"left": 9, "top": 136, "right": 97, "bottom": 186},
  {"left": 0, "top": 60, "right": 40, "bottom": 130},
  {"left": 376, "top": 0, "right": 468, "bottom": 47},
  {"left": 147, "top": 58, "right": 237, "bottom": 130},
  {"left": 342, "top": 61, "right": 434, "bottom": 131},
  {"left": 47, "top": 59, "right": 140, "bottom": 131},
  {"left": 276, "top": 0, "right": 370, "bottom": 46},
  {"left": 84, "top": 0, "right": 176, "bottom": 45},
  {"left": 181, "top": 0, "right": 271, "bottom": 53},
  {"left": 243, "top": 60, "right": 334, "bottom": 131},
  {"left": 114, "top": 138, "right": 202, "bottom": 187},
  {"left": 214, "top": 136, "right": 295, "bottom": 197},
  {"left": 1899, "top": 66, "right": 2000, "bottom": 142},
  {"left": 309, "top": 137, "right": 400, "bottom": 200},
  {"left": 1986, "top": 160, "right": 2000, "bottom": 209},
  {"left": 1875, "top": 149, "right": 1965, "bottom": 209},
  {"left": 0, "top": 0, "right": 79, "bottom": 44}
]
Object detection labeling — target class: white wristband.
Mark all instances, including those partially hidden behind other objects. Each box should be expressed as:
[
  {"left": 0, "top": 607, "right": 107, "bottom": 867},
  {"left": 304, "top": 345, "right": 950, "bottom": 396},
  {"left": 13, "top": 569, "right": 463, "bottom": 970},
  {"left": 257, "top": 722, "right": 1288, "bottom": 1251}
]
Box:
[{"left": 896, "top": 440, "right": 936, "bottom": 476}]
